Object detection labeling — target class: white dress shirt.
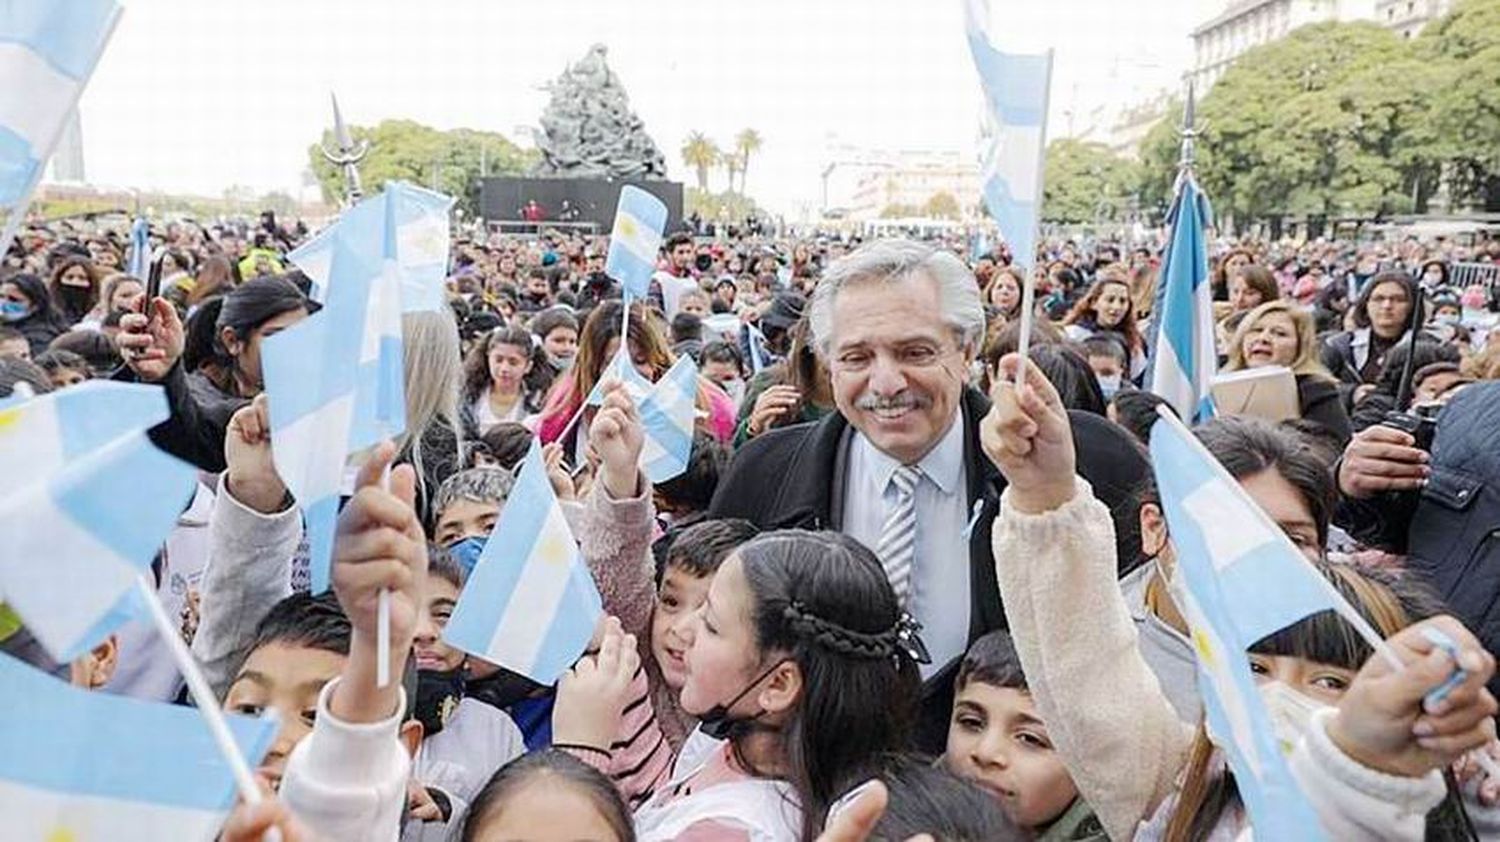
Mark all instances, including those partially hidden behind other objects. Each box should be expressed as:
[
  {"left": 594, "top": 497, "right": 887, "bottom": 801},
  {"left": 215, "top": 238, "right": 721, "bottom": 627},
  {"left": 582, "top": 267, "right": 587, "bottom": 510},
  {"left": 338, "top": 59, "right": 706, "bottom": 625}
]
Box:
[{"left": 841, "top": 417, "right": 970, "bottom": 677}]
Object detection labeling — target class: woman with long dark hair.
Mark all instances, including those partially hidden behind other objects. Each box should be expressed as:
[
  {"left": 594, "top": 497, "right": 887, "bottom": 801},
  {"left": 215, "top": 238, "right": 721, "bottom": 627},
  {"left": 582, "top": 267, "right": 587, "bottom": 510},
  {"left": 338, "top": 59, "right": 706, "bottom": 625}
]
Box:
[
  {"left": 462, "top": 326, "right": 546, "bottom": 432},
  {"left": 1, "top": 273, "right": 71, "bottom": 356},
  {"left": 1061, "top": 277, "right": 1145, "bottom": 380}
]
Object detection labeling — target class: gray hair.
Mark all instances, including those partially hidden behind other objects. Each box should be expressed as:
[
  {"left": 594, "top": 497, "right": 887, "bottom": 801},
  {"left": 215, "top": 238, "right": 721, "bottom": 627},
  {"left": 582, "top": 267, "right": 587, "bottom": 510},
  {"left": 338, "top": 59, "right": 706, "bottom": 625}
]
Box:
[
  {"left": 432, "top": 466, "right": 515, "bottom": 527},
  {"left": 807, "top": 238, "right": 985, "bottom": 357}
]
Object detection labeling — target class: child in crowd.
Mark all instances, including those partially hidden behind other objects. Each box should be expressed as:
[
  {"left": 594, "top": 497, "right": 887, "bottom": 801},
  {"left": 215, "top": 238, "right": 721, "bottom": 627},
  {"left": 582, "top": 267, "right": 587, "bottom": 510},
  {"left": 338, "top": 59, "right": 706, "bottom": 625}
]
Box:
[
  {"left": 984, "top": 354, "right": 1500, "bottom": 841},
  {"left": 221, "top": 442, "right": 428, "bottom": 840},
  {"left": 554, "top": 529, "right": 925, "bottom": 840},
  {"left": 944, "top": 631, "right": 1104, "bottom": 840},
  {"left": 459, "top": 750, "right": 636, "bottom": 842}
]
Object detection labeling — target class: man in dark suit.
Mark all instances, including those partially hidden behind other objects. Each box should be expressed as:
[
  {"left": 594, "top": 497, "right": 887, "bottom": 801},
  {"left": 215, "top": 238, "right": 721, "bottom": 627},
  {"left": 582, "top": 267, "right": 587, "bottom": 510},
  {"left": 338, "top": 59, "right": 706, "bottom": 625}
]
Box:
[{"left": 709, "top": 239, "right": 1149, "bottom": 751}]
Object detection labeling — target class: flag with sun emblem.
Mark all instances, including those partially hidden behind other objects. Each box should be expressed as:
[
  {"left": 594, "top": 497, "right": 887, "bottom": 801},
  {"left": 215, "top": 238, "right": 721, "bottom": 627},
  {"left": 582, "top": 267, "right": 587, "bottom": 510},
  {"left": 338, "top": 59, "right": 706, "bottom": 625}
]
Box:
[
  {"left": 1149, "top": 408, "right": 1355, "bottom": 841},
  {"left": 443, "top": 441, "right": 602, "bottom": 683},
  {"left": 0, "top": 652, "right": 275, "bottom": 841},
  {"left": 605, "top": 185, "right": 668, "bottom": 299}
]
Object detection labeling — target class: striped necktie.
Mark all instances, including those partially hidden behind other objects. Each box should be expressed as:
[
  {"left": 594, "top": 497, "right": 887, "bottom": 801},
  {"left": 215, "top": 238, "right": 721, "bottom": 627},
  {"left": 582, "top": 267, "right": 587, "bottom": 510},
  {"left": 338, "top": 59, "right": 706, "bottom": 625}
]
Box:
[{"left": 877, "top": 465, "right": 922, "bottom": 606}]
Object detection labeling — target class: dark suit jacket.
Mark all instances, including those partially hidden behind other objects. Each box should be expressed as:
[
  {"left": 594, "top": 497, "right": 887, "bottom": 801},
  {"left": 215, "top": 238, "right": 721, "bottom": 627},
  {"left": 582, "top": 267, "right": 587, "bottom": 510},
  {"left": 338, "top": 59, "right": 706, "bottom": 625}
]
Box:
[{"left": 708, "top": 387, "right": 1149, "bottom": 752}]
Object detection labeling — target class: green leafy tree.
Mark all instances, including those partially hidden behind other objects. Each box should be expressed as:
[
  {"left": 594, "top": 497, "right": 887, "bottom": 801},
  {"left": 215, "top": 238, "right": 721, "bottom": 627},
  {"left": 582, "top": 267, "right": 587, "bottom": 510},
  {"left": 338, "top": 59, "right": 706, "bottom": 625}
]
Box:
[
  {"left": 307, "top": 120, "right": 534, "bottom": 215},
  {"left": 923, "top": 191, "right": 961, "bottom": 220},
  {"left": 680, "top": 133, "right": 719, "bottom": 192},
  {"left": 1421, "top": 0, "right": 1500, "bottom": 209},
  {"left": 1042, "top": 139, "right": 1142, "bottom": 224},
  {"left": 1138, "top": 21, "right": 1442, "bottom": 225}
]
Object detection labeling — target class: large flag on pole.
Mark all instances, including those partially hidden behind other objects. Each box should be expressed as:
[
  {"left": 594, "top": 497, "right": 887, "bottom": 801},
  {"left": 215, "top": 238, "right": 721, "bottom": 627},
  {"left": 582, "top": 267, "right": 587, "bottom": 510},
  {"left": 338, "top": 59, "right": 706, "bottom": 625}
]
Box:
[
  {"left": 0, "top": 1, "right": 122, "bottom": 253},
  {"left": 606, "top": 186, "right": 669, "bottom": 300},
  {"left": 963, "top": 0, "right": 1052, "bottom": 271},
  {"left": 1149, "top": 409, "right": 1397, "bottom": 840},
  {"left": 0, "top": 652, "right": 276, "bottom": 841},
  {"left": 0, "top": 382, "right": 196, "bottom": 661},
  {"left": 1147, "top": 171, "right": 1218, "bottom": 422},
  {"left": 444, "top": 442, "right": 602, "bottom": 684}
]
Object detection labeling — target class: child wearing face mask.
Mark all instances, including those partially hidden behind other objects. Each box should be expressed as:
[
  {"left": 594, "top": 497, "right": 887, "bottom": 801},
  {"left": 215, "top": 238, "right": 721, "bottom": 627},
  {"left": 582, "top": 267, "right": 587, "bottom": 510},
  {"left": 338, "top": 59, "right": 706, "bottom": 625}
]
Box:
[
  {"left": 554, "top": 530, "right": 925, "bottom": 840},
  {"left": 983, "top": 354, "right": 1500, "bottom": 841}
]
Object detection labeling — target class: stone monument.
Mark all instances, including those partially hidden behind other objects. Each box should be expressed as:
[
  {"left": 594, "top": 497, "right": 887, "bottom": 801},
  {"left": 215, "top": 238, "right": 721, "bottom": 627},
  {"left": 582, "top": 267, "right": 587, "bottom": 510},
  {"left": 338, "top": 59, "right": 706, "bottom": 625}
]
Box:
[{"left": 532, "top": 44, "right": 668, "bottom": 180}]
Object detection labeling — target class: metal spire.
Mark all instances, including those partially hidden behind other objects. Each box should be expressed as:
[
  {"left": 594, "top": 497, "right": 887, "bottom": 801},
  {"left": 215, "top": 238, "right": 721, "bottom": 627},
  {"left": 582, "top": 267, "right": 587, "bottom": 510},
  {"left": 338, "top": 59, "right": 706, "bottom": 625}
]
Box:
[
  {"left": 1178, "top": 81, "right": 1199, "bottom": 174},
  {"left": 320, "top": 92, "right": 369, "bottom": 206}
]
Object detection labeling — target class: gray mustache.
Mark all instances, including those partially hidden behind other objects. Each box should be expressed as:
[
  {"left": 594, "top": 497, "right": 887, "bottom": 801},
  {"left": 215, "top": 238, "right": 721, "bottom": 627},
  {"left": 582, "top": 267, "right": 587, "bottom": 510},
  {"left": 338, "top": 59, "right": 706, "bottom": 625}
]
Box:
[{"left": 856, "top": 393, "right": 930, "bottom": 412}]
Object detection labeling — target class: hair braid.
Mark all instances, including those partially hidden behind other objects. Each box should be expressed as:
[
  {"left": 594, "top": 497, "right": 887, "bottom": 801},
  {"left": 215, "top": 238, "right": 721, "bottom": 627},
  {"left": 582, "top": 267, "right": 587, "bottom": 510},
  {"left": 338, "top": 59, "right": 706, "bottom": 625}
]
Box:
[{"left": 782, "top": 602, "right": 894, "bottom": 660}]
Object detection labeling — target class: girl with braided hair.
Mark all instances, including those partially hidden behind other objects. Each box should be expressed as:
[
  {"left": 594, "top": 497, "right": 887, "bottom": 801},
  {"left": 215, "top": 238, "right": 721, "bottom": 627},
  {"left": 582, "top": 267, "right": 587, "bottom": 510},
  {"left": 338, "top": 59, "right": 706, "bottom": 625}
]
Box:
[{"left": 629, "top": 529, "right": 925, "bottom": 841}]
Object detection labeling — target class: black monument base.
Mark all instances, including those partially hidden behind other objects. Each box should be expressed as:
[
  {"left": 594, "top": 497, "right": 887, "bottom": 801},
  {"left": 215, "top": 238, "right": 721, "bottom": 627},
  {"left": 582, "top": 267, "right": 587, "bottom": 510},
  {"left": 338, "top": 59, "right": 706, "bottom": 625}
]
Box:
[{"left": 479, "top": 177, "right": 684, "bottom": 233}]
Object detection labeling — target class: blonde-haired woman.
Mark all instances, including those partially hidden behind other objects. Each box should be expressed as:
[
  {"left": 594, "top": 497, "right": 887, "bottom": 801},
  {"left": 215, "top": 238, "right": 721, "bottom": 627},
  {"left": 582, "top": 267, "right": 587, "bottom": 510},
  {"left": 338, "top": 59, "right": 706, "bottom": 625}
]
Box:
[{"left": 1223, "top": 299, "right": 1351, "bottom": 445}]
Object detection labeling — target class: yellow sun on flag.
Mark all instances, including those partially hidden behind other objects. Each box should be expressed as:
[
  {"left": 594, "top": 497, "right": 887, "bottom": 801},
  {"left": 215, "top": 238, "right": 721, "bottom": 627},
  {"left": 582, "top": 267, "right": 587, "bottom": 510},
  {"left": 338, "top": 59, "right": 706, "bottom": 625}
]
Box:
[
  {"left": 0, "top": 406, "right": 24, "bottom": 435},
  {"left": 536, "top": 531, "right": 571, "bottom": 566},
  {"left": 45, "top": 825, "right": 79, "bottom": 842},
  {"left": 617, "top": 216, "right": 638, "bottom": 239},
  {"left": 1193, "top": 628, "right": 1217, "bottom": 669}
]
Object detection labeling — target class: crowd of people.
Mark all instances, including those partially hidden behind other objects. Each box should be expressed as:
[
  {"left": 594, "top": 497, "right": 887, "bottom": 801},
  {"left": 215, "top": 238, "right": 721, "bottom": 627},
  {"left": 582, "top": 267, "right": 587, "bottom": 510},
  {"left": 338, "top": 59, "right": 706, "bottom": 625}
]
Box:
[{"left": 3, "top": 208, "right": 1500, "bottom": 841}]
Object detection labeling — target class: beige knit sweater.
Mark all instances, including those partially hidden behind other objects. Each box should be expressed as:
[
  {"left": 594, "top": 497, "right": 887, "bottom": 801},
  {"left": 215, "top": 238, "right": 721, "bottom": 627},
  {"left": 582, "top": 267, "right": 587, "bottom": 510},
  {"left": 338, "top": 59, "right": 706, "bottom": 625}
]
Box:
[{"left": 991, "top": 479, "right": 1196, "bottom": 841}]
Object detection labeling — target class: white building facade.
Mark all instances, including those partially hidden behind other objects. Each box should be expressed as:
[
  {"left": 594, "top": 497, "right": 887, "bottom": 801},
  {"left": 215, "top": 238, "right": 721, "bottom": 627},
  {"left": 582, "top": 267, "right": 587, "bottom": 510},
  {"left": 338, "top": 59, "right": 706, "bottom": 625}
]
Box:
[
  {"left": 1190, "top": 0, "right": 1376, "bottom": 92},
  {"left": 1375, "top": 0, "right": 1455, "bottom": 38}
]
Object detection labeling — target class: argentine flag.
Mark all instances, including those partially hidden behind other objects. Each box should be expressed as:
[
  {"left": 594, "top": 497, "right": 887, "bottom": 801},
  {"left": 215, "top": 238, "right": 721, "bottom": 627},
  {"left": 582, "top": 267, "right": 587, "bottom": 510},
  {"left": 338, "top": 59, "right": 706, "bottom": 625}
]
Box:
[
  {"left": 963, "top": 0, "right": 1051, "bottom": 270},
  {"left": 1147, "top": 174, "right": 1217, "bottom": 422},
  {"left": 444, "top": 442, "right": 602, "bottom": 684},
  {"left": 1149, "top": 410, "right": 1386, "bottom": 840},
  {"left": 0, "top": 382, "right": 196, "bottom": 661},
  {"left": 292, "top": 181, "right": 456, "bottom": 314},
  {"left": 0, "top": 652, "right": 276, "bottom": 841},
  {"left": 637, "top": 355, "right": 699, "bottom": 483},
  {"left": 585, "top": 346, "right": 655, "bottom": 408},
  {"left": 606, "top": 185, "right": 668, "bottom": 299},
  {"left": 265, "top": 187, "right": 417, "bottom": 593},
  {"left": 0, "top": 0, "right": 120, "bottom": 209}
]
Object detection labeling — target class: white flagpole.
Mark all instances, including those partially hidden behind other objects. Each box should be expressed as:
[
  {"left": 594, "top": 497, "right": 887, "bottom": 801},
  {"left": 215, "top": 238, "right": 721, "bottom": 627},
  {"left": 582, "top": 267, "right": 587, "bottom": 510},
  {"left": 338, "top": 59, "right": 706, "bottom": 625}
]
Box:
[
  {"left": 0, "top": 7, "right": 124, "bottom": 258},
  {"left": 136, "top": 575, "right": 265, "bottom": 805},
  {"left": 1014, "top": 49, "right": 1054, "bottom": 388}
]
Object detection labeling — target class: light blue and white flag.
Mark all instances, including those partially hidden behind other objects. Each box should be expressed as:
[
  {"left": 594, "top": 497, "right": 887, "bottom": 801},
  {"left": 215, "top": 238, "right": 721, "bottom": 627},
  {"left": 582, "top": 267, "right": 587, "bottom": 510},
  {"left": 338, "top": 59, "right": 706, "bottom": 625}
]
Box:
[
  {"left": 0, "top": 381, "right": 196, "bottom": 661},
  {"left": 1149, "top": 409, "right": 1387, "bottom": 841},
  {"left": 584, "top": 346, "right": 655, "bottom": 408},
  {"left": 444, "top": 442, "right": 602, "bottom": 684},
  {"left": 0, "top": 0, "right": 120, "bottom": 210},
  {"left": 292, "top": 181, "right": 455, "bottom": 314},
  {"left": 127, "top": 216, "right": 149, "bottom": 280},
  {"left": 606, "top": 186, "right": 668, "bottom": 299},
  {"left": 1147, "top": 175, "right": 1217, "bottom": 422},
  {"left": 636, "top": 355, "right": 699, "bottom": 483},
  {"left": 963, "top": 0, "right": 1051, "bottom": 271},
  {"left": 0, "top": 652, "right": 276, "bottom": 841},
  {"left": 266, "top": 186, "right": 413, "bottom": 593}
]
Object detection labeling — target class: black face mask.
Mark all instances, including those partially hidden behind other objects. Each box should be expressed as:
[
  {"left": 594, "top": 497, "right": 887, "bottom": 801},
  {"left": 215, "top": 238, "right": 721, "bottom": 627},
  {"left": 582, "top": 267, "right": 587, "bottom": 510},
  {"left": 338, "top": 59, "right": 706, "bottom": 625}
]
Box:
[
  {"left": 414, "top": 666, "right": 467, "bottom": 736},
  {"left": 696, "top": 658, "right": 789, "bottom": 741}
]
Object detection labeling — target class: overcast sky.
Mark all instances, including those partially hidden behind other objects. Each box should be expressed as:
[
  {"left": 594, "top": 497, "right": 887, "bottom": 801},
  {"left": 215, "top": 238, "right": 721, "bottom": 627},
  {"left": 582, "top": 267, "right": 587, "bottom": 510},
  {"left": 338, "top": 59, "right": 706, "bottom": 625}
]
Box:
[{"left": 75, "top": 0, "right": 1217, "bottom": 215}]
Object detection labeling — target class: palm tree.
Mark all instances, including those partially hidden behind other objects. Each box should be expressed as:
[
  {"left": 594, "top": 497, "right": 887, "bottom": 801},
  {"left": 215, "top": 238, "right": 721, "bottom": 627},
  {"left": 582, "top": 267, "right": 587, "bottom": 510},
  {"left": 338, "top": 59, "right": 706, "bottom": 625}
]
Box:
[
  {"left": 680, "top": 132, "right": 719, "bottom": 192},
  {"left": 734, "top": 128, "right": 763, "bottom": 194},
  {"left": 716, "top": 148, "right": 742, "bottom": 194}
]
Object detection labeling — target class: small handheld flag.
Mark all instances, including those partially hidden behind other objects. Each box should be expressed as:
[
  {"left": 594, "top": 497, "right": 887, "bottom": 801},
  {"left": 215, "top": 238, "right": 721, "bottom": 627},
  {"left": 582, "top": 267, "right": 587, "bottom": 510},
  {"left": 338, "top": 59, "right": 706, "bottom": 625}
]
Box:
[
  {"left": 1149, "top": 407, "right": 1396, "bottom": 840},
  {"left": 0, "top": 0, "right": 122, "bottom": 256},
  {"left": 606, "top": 186, "right": 668, "bottom": 300},
  {"left": 444, "top": 442, "right": 602, "bottom": 684},
  {"left": 0, "top": 382, "right": 196, "bottom": 661},
  {"left": 291, "top": 181, "right": 456, "bottom": 314},
  {"left": 963, "top": 0, "right": 1052, "bottom": 274},
  {"left": 128, "top": 217, "right": 149, "bottom": 280},
  {"left": 636, "top": 355, "right": 699, "bottom": 483},
  {"left": 0, "top": 652, "right": 276, "bottom": 842}
]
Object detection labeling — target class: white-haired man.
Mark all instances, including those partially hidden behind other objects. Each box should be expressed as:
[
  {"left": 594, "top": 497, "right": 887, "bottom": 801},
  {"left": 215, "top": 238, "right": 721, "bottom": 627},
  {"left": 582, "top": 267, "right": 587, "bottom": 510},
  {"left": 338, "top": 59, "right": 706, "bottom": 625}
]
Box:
[{"left": 710, "top": 238, "right": 1149, "bottom": 751}]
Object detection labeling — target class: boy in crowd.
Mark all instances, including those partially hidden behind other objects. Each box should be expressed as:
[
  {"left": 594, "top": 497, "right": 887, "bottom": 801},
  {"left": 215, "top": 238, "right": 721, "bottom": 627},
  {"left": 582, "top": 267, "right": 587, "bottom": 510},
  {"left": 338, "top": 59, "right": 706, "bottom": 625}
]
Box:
[{"left": 944, "top": 631, "right": 1105, "bottom": 841}]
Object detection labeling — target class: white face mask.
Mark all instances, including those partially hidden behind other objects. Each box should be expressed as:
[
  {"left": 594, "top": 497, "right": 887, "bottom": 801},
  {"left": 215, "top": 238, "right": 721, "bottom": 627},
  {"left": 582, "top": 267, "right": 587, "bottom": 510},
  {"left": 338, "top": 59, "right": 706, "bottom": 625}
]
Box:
[
  {"left": 550, "top": 352, "right": 576, "bottom": 372},
  {"left": 1258, "top": 681, "right": 1331, "bottom": 756},
  {"left": 1096, "top": 373, "right": 1122, "bottom": 399}
]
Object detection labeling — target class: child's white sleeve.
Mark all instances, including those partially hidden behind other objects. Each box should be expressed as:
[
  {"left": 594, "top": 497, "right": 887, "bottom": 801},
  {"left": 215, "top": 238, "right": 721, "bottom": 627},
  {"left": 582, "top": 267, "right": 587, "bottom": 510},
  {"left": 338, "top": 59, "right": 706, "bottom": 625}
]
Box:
[
  {"left": 1289, "top": 707, "right": 1446, "bottom": 842},
  {"left": 280, "top": 678, "right": 411, "bottom": 842}
]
